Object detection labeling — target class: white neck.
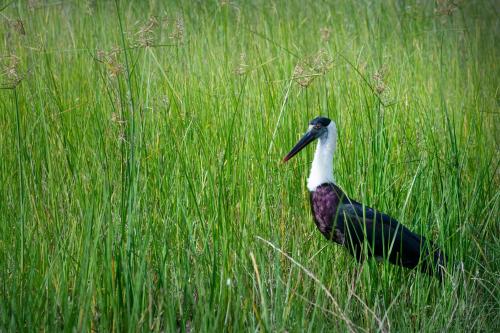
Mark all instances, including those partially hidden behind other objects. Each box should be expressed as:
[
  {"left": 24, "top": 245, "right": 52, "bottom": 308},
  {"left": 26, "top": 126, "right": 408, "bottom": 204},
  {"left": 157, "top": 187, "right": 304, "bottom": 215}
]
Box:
[{"left": 307, "top": 122, "right": 337, "bottom": 191}]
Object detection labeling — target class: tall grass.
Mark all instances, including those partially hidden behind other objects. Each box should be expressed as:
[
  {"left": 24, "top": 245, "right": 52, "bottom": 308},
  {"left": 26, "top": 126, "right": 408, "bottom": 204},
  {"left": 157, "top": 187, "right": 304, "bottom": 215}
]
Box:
[{"left": 0, "top": 0, "right": 498, "bottom": 331}]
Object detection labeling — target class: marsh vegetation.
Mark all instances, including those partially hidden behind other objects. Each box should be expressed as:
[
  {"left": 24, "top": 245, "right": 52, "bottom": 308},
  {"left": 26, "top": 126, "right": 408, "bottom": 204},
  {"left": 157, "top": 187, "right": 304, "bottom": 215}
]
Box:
[{"left": 0, "top": 1, "right": 498, "bottom": 331}]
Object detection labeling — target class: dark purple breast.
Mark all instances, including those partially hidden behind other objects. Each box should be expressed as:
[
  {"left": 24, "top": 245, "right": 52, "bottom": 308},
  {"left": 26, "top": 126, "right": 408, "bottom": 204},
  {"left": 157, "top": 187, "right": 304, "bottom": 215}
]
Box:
[{"left": 309, "top": 183, "right": 345, "bottom": 242}]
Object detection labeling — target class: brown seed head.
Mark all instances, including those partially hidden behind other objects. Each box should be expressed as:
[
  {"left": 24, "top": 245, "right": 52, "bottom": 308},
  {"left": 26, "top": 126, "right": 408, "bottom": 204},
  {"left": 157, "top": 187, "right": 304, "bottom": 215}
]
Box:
[
  {"left": 293, "top": 49, "right": 333, "bottom": 88},
  {"left": 136, "top": 16, "right": 160, "bottom": 47},
  {"left": 170, "top": 16, "right": 185, "bottom": 43},
  {"left": 234, "top": 53, "right": 248, "bottom": 76},
  {"left": 435, "top": 0, "right": 458, "bottom": 16},
  {"left": 96, "top": 48, "right": 123, "bottom": 78},
  {"left": 12, "top": 19, "right": 26, "bottom": 35},
  {"left": 1, "top": 55, "right": 22, "bottom": 88},
  {"left": 320, "top": 27, "right": 331, "bottom": 42}
]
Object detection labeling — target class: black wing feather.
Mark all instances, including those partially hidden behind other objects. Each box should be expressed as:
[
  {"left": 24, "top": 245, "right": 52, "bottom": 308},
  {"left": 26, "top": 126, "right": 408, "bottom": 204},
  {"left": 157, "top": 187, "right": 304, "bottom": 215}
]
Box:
[{"left": 337, "top": 199, "right": 444, "bottom": 279}]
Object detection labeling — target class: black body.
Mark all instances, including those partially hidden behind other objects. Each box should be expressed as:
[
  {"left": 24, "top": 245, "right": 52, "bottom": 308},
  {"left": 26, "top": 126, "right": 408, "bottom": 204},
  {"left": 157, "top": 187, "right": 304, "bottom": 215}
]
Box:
[{"left": 310, "top": 183, "right": 445, "bottom": 280}]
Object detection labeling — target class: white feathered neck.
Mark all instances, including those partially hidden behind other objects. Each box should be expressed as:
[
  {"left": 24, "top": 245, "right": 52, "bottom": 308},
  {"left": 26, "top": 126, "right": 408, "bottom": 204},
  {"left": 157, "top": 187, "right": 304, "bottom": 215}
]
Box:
[{"left": 307, "top": 122, "right": 337, "bottom": 191}]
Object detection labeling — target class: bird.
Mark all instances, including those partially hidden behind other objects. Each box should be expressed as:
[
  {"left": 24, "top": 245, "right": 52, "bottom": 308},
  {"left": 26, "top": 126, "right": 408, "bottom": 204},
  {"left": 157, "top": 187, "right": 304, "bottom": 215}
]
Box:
[{"left": 283, "top": 116, "right": 445, "bottom": 280}]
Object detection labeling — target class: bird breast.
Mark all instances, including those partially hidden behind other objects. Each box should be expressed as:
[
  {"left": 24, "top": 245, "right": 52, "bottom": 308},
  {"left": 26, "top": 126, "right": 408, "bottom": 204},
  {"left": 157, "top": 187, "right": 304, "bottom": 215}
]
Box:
[{"left": 309, "top": 183, "right": 344, "bottom": 243}]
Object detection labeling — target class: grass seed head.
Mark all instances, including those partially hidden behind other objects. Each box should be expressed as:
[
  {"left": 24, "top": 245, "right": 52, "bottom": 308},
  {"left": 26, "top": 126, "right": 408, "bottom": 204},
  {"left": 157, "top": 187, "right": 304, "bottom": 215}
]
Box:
[
  {"left": 1, "top": 55, "right": 22, "bottom": 88},
  {"left": 136, "top": 16, "right": 160, "bottom": 47},
  {"left": 293, "top": 49, "right": 333, "bottom": 88},
  {"left": 11, "top": 19, "right": 26, "bottom": 35},
  {"left": 372, "top": 65, "right": 394, "bottom": 103},
  {"left": 312, "top": 49, "right": 333, "bottom": 74},
  {"left": 170, "top": 16, "right": 185, "bottom": 43},
  {"left": 320, "top": 27, "right": 331, "bottom": 42},
  {"left": 435, "top": 0, "right": 458, "bottom": 16},
  {"left": 96, "top": 48, "right": 123, "bottom": 78},
  {"left": 28, "top": 0, "right": 39, "bottom": 10},
  {"left": 234, "top": 52, "right": 248, "bottom": 76},
  {"left": 111, "top": 112, "right": 125, "bottom": 125},
  {"left": 373, "top": 65, "right": 388, "bottom": 95},
  {"left": 84, "top": 0, "right": 96, "bottom": 15},
  {"left": 375, "top": 82, "right": 386, "bottom": 95},
  {"left": 293, "top": 64, "right": 312, "bottom": 87}
]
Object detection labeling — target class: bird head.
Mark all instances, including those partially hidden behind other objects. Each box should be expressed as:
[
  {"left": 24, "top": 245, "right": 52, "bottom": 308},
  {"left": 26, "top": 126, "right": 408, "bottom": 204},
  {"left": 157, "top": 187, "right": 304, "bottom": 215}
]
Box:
[{"left": 283, "top": 116, "right": 332, "bottom": 162}]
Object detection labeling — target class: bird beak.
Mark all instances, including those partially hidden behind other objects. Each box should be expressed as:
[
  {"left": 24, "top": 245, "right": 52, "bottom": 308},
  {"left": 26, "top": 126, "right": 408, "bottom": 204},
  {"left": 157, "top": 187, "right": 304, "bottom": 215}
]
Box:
[{"left": 283, "top": 129, "right": 317, "bottom": 163}]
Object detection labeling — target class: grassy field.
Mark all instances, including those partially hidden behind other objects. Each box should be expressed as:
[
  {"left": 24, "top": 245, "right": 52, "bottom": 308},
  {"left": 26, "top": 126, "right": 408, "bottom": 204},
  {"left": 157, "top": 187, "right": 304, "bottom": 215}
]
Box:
[{"left": 1, "top": 0, "right": 499, "bottom": 331}]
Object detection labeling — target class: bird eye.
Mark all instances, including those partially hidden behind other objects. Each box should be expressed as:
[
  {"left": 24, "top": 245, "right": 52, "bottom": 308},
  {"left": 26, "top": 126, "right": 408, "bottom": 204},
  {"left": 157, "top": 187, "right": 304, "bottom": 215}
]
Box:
[{"left": 314, "top": 125, "right": 321, "bottom": 129}]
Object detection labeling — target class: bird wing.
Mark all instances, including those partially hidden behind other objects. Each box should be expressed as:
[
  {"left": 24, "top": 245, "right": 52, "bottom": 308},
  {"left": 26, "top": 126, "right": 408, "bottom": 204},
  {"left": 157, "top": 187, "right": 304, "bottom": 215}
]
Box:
[{"left": 336, "top": 198, "right": 427, "bottom": 266}]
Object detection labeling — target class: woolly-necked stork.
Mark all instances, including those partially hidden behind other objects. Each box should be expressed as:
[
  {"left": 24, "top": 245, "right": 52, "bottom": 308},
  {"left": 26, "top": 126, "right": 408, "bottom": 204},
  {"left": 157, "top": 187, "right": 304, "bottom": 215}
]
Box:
[{"left": 283, "top": 116, "right": 445, "bottom": 280}]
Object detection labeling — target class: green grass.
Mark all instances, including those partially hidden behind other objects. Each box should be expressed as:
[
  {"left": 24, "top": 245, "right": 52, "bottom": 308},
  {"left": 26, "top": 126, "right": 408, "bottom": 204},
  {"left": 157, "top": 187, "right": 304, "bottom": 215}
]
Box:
[{"left": 1, "top": 0, "right": 499, "bottom": 331}]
